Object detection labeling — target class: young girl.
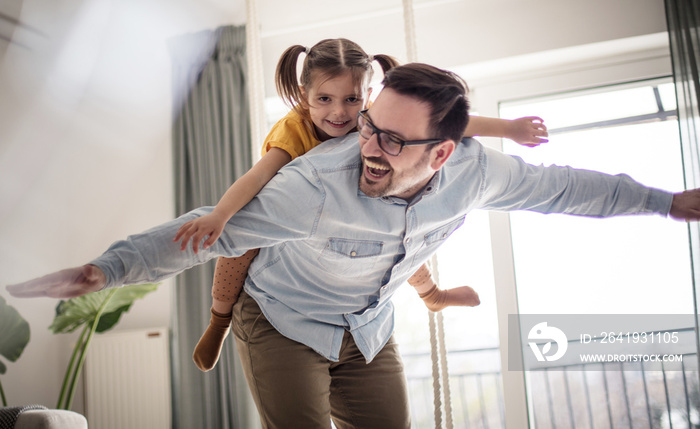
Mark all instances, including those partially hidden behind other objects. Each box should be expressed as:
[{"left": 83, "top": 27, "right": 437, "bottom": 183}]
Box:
[{"left": 174, "top": 38, "right": 548, "bottom": 372}]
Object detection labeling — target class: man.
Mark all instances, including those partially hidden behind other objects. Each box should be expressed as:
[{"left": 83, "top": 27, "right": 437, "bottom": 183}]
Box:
[{"left": 8, "top": 63, "right": 700, "bottom": 429}]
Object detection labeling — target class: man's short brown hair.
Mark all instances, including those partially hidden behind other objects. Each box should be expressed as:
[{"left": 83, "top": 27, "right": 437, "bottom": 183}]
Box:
[{"left": 381, "top": 63, "right": 470, "bottom": 143}]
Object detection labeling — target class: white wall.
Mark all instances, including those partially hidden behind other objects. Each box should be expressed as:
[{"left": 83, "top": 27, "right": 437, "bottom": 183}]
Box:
[
  {"left": 0, "top": 0, "right": 668, "bottom": 419},
  {"left": 0, "top": 0, "right": 245, "bottom": 413}
]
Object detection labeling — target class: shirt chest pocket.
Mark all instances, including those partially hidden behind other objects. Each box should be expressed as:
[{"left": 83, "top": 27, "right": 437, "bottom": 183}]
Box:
[
  {"left": 318, "top": 238, "right": 384, "bottom": 277},
  {"left": 421, "top": 216, "right": 466, "bottom": 250}
]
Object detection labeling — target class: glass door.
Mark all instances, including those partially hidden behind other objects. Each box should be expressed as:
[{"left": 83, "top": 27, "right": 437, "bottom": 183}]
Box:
[
  {"left": 500, "top": 79, "right": 699, "bottom": 428},
  {"left": 394, "top": 208, "right": 505, "bottom": 427}
]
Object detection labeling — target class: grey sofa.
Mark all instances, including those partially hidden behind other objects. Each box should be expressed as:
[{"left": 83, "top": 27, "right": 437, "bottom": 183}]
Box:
[{"left": 1, "top": 406, "right": 87, "bottom": 429}]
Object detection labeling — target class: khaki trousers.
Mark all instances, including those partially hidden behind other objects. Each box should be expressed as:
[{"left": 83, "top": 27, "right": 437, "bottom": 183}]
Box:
[{"left": 232, "top": 291, "right": 411, "bottom": 429}]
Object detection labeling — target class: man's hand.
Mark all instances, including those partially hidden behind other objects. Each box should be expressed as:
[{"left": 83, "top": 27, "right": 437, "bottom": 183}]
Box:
[
  {"left": 6, "top": 265, "right": 106, "bottom": 299},
  {"left": 670, "top": 189, "right": 700, "bottom": 221},
  {"left": 173, "top": 212, "right": 227, "bottom": 253},
  {"left": 507, "top": 116, "right": 549, "bottom": 147}
]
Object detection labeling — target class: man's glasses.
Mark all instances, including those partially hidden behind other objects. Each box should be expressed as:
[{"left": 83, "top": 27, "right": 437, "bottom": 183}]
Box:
[{"left": 356, "top": 109, "right": 443, "bottom": 156}]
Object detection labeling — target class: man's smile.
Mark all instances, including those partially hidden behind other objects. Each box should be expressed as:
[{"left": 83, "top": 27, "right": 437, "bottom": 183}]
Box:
[{"left": 364, "top": 158, "right": 391, "bottom": 179}]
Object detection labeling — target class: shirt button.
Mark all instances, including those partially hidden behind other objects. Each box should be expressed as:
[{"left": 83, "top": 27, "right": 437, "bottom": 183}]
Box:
[
  {"left": 350, "top": 251, "right": 357, "bottom": 257},
  {"left": 405, "top": 238, "right": 411, "bottom": 244}
]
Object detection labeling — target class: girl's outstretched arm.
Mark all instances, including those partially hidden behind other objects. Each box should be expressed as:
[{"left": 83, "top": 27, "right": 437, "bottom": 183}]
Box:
[
  {"left": 174, "top": 148, "right": 292, "bottom": 253},
  {"left": 465, "top": 115, "right": 548, "bottom": 146}
]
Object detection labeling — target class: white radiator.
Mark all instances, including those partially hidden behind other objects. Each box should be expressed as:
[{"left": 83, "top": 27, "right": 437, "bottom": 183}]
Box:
[{"left": 84, "top": 328, "right": 171, "bottom": 429}]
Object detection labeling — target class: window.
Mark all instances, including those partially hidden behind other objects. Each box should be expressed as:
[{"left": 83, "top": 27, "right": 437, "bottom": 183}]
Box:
[
  {"left": 499, "top": 79, "right": 698, "bottom": 428},
  {"left": 396, "top": 77, "right": 700, "bottom": 428}
]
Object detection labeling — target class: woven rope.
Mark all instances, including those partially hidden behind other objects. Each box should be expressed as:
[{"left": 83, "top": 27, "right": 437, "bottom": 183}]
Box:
[
  {"left": 431, "top": 255, "right": 454, "bottom": 429},
  {"left": 429, "top": 253, "right": 454, "bottom": 429},
  {"left": 403, "top": 2, "right": 445, "bottom": 426},
  {"left": 402, "top": 2, "right": 455, "bottom": 423},
  {"left": 437, "top": 311, "right": 454, "bottom": 429},
  {"left": 428, "top": 309, "right": 442, "bottom": 429},
  {"left": 402, "top": 0, "right": 418, "bottom": 62},
  {"left": 245, "top": 0, "right": 266, "bottom": 161}
]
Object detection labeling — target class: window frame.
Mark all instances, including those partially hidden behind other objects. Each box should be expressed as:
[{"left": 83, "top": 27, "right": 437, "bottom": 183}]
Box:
[{"left": 453, "top": 33, "right": 675, "bottom": 427}]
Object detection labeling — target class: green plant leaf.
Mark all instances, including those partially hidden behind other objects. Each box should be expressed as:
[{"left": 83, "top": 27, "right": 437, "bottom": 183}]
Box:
[
  {"left": 0, "top": 295, "right": 31, "bottom": 372},
  {"left": 95, "top": 304, "right": 131, "bottom": 333},
  {"left": 50, "top": 284, "right": 159, "bottom": 335}
]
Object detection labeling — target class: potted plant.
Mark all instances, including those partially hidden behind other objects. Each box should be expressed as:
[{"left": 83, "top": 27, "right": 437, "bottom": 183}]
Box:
[
  {"left": 0, "top": 283, "right": 159, "bottom": 411},
  {"left": 0, "top": 295, "right": 31, "bottom": 407},
  {"left": 49, "top": 283, "right": 159, "bottom": 410}
]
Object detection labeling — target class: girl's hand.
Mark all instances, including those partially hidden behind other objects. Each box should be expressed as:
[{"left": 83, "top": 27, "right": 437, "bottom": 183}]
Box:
[
  {"left": 507, "top": 116, "right": 548, "bottom": 146},
  {"left": 174, "top": 212, "right": 228, "bottom": 253}
]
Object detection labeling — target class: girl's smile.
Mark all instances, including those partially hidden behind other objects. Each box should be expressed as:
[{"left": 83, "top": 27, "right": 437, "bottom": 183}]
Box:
[
  {"left": 304, "top": 71, "right": 365, "bottom": 141},
  {"left": 326, "top": 119, "right": 352, "bottom": 129}
]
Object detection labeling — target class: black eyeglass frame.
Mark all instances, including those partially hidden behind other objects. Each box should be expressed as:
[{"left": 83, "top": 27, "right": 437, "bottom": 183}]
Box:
[{"left": 356, "top": 109, "right": 443, "bottom": 156}]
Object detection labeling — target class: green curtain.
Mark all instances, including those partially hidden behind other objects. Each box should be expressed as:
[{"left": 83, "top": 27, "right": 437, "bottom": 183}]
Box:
[
  {"left": 665, "top": 0, "right": 700, "bottom": 376},
  {"left": 168, "top": 25, "right": 259, "bottom": 429}
]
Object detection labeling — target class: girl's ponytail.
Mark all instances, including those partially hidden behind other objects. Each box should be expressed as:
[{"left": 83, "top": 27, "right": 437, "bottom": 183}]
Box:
[
  {"left": 372, "top": 54, "right": 400, "bottom": 76},
  {"left": 274, "top": 39, "right": 400, "bottom": 111},
  {"left": 275, "top": 45, "right": 307, "bottom": 109}
]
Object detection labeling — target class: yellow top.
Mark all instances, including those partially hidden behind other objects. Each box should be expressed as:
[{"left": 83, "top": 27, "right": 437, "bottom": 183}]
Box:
[{"left": 262, "top": 109, "right": 321, "bottom": 160}]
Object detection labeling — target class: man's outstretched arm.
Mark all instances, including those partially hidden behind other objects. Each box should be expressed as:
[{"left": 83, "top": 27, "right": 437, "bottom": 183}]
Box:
[
  {"left": 6, "top": 161, "right": 324, "bottom": 300},
  {"left": 5, "top": 205, "right": 303, "bottom": 299},
  {"left": 669, "top": 188, "right": 700, "bottom": 221},
  {"left": 6, "top": 265, "right": 105, "bottom": 298}
]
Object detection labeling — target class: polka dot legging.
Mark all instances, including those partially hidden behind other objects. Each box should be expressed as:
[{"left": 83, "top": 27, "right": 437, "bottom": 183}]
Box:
[{"left": 212, "top": 248, "right": 261, "bottom": 302}]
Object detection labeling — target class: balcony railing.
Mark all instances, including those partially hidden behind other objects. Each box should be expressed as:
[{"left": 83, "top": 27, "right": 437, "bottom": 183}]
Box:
[{"left": 402, "top": 346, "right": 699, "bottom": 428}]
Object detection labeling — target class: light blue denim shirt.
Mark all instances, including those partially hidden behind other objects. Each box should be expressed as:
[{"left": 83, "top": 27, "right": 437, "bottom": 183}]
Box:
[{"left": 93, "top": 135, "right": 673, "bottom": 363}]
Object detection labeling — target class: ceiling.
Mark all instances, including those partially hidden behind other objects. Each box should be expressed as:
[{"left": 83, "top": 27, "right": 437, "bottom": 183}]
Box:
[
  {"left": 252, "top": 0, "right": 667, "bottom": 98},
  {"left": 0, "top": 0, "right": 668, "bottom": 115}
]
